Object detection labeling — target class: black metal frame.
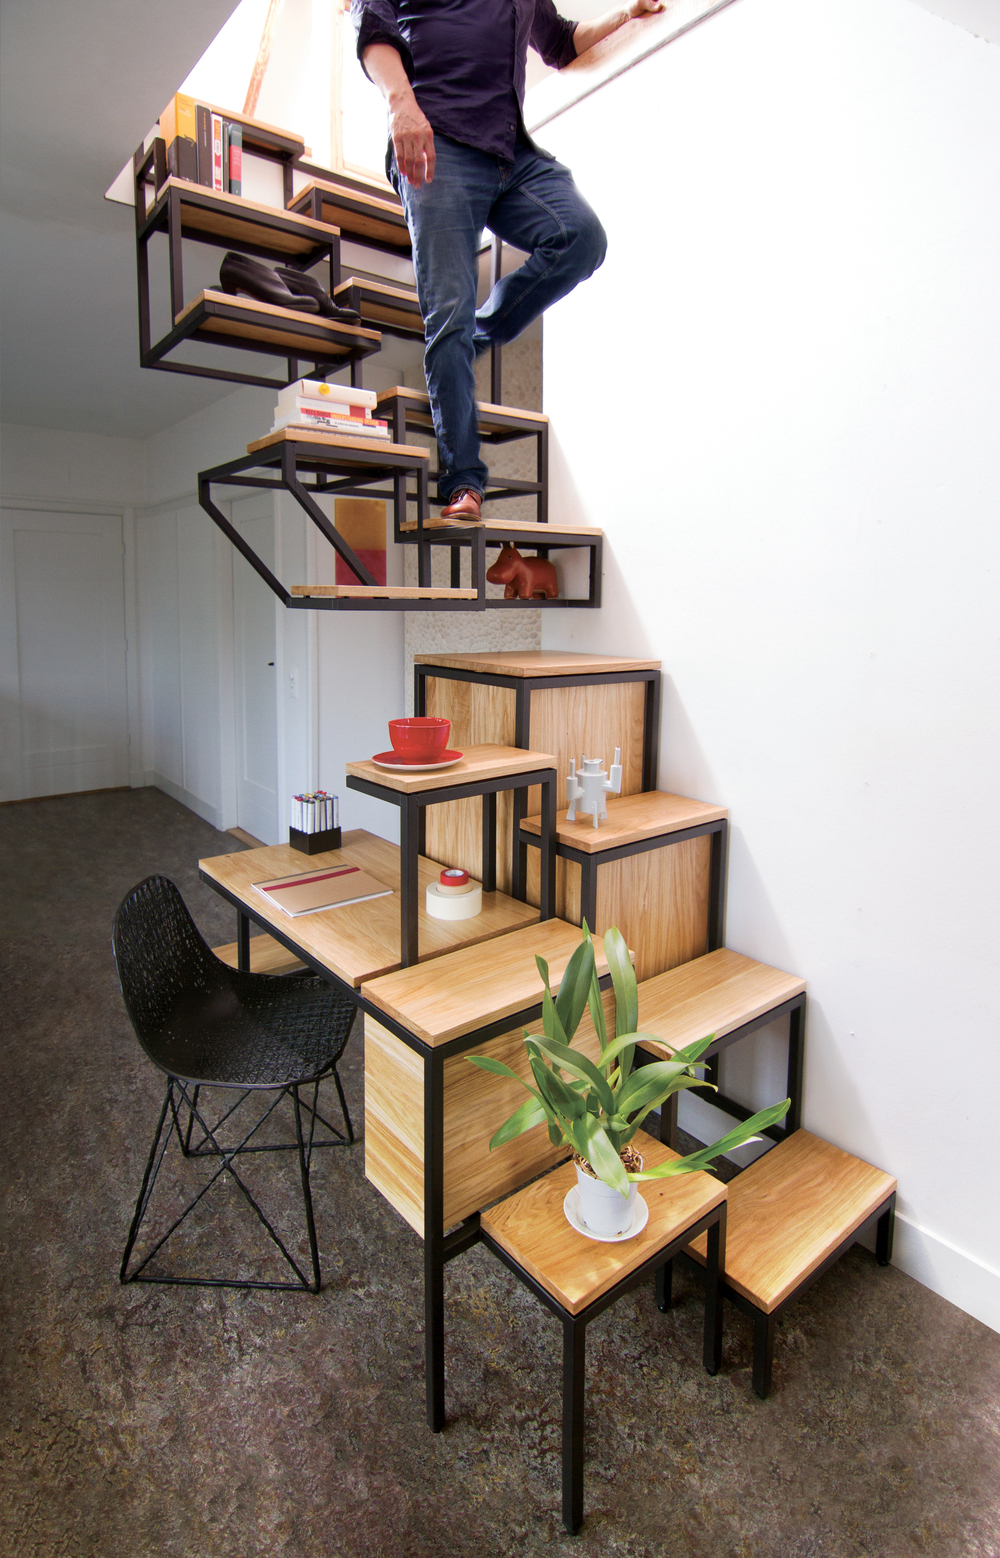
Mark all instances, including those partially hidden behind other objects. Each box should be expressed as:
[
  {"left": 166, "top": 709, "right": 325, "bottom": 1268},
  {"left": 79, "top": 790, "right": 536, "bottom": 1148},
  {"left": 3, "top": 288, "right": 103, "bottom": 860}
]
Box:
[
  {"left": 480, "top": 1197, "right": 727, "bottom": 1534},
  {"left": 120, "top": 1070, "right": 353, "bottom": 1294},
  {"left": 676, "top": 1190, "right": 896, "bottom": 1399},
  {"left": 345, "top": 762, "right": 558, "bottom": 966}
]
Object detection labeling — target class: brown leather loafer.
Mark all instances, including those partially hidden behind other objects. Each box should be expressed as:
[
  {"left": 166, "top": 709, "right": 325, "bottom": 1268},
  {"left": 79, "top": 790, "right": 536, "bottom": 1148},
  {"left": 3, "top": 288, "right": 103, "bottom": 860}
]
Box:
[{"left": 439, "top": 489, "right": 483, "bottom": 521}]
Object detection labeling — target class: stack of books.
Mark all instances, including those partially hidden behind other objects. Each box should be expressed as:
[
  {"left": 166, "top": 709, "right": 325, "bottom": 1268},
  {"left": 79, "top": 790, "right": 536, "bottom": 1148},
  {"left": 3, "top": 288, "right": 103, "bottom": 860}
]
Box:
[
  {"left": 271, "top": 380, "right": 390, "bottom": 439},
  {"left": 160, "top": 94, "right": 242, "bottom": 196}
]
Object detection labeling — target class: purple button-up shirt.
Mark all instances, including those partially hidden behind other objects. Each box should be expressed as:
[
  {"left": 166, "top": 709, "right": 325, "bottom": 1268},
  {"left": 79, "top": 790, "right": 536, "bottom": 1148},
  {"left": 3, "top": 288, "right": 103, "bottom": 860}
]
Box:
[{"left": 351, "top": 0, "right": 578, "bottom": 162}]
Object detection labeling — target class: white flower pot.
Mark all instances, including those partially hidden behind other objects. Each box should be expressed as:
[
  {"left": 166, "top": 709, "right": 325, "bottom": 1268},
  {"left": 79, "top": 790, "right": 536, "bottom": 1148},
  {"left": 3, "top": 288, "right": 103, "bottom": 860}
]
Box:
[{"left": 574, "top": 1163, "right": 639, "bottom": 1237}]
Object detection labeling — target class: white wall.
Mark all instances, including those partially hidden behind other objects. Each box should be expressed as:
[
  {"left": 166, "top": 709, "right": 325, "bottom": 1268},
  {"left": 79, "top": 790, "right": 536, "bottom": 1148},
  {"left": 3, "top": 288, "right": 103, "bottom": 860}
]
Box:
[{"left": 535, "top": 0, "right": 1000, "bottom": 1329}]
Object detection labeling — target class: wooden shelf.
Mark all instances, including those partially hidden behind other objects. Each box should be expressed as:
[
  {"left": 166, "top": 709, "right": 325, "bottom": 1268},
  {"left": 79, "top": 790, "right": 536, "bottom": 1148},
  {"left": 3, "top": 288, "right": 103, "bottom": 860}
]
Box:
[
  {"left": 520, "top": 791, "right": 728, "bottom": 853},
  {"left": 361, "top": 919, "right": 610, "bottom": 1046},
  {"left": 146, "top": 178, "right": 337, "bottom": 259},
  {"left": 686, "top": 1130, "right": 896, "bottom": 1314},
  {"left": 335, "top": 276, "right": 422, "bottom": 337},
  {"left": 199, "top": 828, "right": 539, "bottom": 988},
  {"left": 213, "top": 932, "right": 305, "bottom": 975},
  {"left": 399, "top": 516, "right": 602, "bottom": 537},
  {"left": 289, "top": 177, "right": 411, "bottom": 254},
  {"left": 172, "top": 289, "right": 381, "bottom": 366},
  {"left": 414, "top": 650, "right": 661, "bottom": 677},
  {"left": 482, "top": 1131, "right": 725, "bottom": 1315},
  {"left": 346, "top": 742, "right": 558, "bottom": 795},
  {"left": 377, "top": 385, "right": 548, "bottom": 440},
  {"left": 291, "top": 584, "right": 477, "bottom": 602},
  {"left": 245, "top": 424, "right": 427, "bottom": 458},
  {"left": 634, "top": 949, "right": 806, "bottom": 1058}
]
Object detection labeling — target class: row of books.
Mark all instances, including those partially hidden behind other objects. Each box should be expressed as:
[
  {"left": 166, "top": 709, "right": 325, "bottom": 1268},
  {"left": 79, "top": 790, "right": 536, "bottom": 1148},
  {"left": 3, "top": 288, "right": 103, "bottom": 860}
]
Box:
[
  {"left": 271, "top": 379, "right": 390, "bottom": 440},
  {"left": 160, "top": 93, "right": 242, "bottom": 197},
  {"left": 291, "top": 792, "right": 339, "bottom": 833}
]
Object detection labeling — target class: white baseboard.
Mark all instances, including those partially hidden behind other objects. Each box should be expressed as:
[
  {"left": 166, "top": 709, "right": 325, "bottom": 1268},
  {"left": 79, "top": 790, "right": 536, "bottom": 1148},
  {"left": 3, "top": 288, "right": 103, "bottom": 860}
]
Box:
[
  {"left": 891, "top": 1213, "right": 1000, "bottom": 1336},
  {"left": 141, "top": 772, "right": 225, "bottom": 833}
]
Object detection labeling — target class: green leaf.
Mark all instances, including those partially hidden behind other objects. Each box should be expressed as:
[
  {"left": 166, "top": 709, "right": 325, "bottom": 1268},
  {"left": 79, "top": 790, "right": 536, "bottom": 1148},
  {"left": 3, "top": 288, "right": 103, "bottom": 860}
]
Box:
[
  {"left": 619, "top": 1076, "right": 714, "bottom": 1138},
  {"left": 669, "top": 1032, "right": 717, "bottom": 1066},
  {"left": 581, "top": 1116, "right": 630, "bottom": 1196},
  {"left": 532, "top": 1035, "right": 616, "bottom": 1117},
  {"left": 487, "top": 1093, "right": 549, "bottom": 1149},
  {"left": 466, "top": 1054, "right": 529, "bottom": 1082},
  {"left": 553, "top": 935, "right": 596, "bottom": 1045},
  {"left": 539, "top": 987, "right": 571, "bottom": 1051},
  {"left": 600, "top": 1030, "right": 693, "bottom": 1070},
  {"left": 605, "top": 927, "right": 638, "bottom": 1038},
  {"left": 629, "top": 1099, "right": 792, "bottom": 1180},
  {"left": 616, "top": 1060, "right": 705, "bottom": 1116}
]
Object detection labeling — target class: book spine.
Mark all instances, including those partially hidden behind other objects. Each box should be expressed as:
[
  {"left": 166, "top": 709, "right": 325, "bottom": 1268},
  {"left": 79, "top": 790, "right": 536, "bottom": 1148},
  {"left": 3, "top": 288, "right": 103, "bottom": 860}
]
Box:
[
  {"left": 174, "top": 94, "right": 198, "bottom": 183},
  {"left": 227, "top": 122, "right": 242, "bottom": 197},
  {"left": 196, "top": 104, "right": 213, "bottom": 187},
  {"left": 271, "top": 411, "right": 390, "bottom": 436},
  {"left": 283, "top": 396, "right": 371, "bottom": 420},
  {"left": 211, "top": 112, "right": 224, "bottom": 193}
]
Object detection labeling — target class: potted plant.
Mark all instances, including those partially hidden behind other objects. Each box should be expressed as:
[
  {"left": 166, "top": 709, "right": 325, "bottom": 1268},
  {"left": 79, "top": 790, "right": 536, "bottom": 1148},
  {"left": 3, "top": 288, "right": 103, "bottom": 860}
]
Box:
[{"left": 469, "top": 926, "right": 790, "bottom": 1238}]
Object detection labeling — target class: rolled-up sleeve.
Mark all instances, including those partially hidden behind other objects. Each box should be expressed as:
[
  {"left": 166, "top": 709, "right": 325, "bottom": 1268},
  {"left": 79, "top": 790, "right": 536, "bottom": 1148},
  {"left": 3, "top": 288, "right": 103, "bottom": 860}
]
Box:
[
  {"left": 350, "top": 0, "right": 414, "bottom": 81},
  {"left": 529, "top": 0, "right": 578, "bottom": 69}
]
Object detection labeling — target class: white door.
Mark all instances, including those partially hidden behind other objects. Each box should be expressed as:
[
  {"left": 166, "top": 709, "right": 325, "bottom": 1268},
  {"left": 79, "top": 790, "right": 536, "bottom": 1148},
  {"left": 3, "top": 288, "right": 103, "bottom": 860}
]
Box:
[
  {"left": 231, "top": 495, "right": 279, "bottom": 843},
  {"left": 0, "top": 508, "right": 129, "bottom": 801}
]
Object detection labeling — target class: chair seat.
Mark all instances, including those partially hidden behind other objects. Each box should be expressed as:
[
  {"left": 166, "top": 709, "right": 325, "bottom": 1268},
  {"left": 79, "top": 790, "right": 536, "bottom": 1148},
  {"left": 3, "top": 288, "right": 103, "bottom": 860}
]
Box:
[{"left": 153, "top": 975, "right": 354, "bottom": 1089}]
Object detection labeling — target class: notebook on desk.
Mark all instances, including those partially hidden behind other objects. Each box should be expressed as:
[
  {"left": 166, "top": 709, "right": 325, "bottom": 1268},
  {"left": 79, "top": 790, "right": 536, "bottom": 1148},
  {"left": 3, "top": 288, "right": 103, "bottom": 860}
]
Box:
[{"left": 252, "top": 864, "right": 392, "bottom": 916}]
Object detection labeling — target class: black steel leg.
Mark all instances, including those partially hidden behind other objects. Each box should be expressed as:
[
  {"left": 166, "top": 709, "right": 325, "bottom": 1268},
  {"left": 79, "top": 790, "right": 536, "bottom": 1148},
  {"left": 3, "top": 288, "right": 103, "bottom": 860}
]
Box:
[
  {"left": 120, "top": 1083, "right": 172, "bottom": 1282},
  {"left": 703, "top": 1204, "right": 726, "bottom": 1375},
  {"left": 753, "top": 1311, "right": 776, "bottom": 1399},
  {"left": 400, "top": 795, "right": 420, "bottom": 967},
  {"left": 708, "top": 820, "right": 728, "bottom": 951},
  {"left": 539, "top": 771, "right": 556, "bottom": 921},
  {"left": 562, "top": 1317, "right": 586, "bottom": 1535},
  {"left": 786, "top": 1000, "right": 805, "bottom": 1134},
  {"left": 425, "top": 1052, "right": 446, "bottom": 1431},
  {"left": 875, "top": 1194, "right": 896, "bottom": 1265},
  {"left": 655, "top": 1260, "right": 673, "bottom": 1312},
  {"left": 482, "top": 792, "right": 497, "bottom": 892},
  {"left": 579, "top": 857, "right": 598, "bottom": 932},
  {"left": 237, "top": 910, "right": 251, "bottom": 972}
]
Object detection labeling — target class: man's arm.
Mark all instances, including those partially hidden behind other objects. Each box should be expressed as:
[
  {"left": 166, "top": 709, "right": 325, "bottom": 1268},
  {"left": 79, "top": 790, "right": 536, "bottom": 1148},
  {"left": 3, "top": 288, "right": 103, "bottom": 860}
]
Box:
[
  {"left": 572, "top": 0, "right": 663, "bottom": 57},
  {"left": 362, "top": 42, "right": 435, "bottom": 188}
]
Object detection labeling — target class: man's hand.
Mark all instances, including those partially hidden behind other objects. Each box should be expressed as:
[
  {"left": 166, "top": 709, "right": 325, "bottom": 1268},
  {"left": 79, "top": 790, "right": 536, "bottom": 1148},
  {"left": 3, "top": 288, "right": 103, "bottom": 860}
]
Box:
[
  {"left": 362, "top": 42, "right": 435, "bottom": 187},
  {"left": 573, "top": 0, "right": 663, "bottom": 57}
]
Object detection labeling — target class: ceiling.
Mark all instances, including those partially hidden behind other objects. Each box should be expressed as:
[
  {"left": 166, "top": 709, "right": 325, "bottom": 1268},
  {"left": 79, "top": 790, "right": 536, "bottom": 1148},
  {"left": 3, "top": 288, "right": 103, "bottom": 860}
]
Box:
[{"left": 0, "top": 0, "right": 995, "bottom": 442}]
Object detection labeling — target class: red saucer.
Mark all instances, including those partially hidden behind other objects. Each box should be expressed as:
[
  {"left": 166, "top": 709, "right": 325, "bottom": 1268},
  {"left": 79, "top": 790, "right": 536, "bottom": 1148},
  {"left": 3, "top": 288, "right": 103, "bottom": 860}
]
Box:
[{"left": 371, "top": 749, "right": 464, "bottom": 771}]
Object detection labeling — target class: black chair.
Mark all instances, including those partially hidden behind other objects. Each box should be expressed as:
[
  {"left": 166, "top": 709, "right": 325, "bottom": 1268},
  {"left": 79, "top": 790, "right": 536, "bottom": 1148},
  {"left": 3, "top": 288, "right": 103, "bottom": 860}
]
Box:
[{"left": 113, "top": 875, "right": 356, "bottom": 1293}]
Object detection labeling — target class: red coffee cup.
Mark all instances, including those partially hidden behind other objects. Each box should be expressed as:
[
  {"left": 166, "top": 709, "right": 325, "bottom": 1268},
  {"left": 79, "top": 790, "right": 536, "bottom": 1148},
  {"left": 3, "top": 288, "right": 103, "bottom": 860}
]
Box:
[{"left": 388, "top": 716, "right": 450, "bottom": 760}]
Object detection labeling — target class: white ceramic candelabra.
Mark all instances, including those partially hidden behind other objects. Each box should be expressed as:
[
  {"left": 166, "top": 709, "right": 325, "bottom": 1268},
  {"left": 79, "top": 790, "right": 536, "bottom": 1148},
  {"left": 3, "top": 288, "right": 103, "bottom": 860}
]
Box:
[{"left": 566, "top": 748, "right": 622, "bottom": 829}]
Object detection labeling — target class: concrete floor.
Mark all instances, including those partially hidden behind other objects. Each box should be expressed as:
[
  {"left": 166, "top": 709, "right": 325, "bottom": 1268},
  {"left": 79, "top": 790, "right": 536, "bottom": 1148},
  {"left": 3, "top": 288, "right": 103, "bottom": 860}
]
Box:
[{"left": 1, "top": 788, "right": 998, "bottom": 1557}]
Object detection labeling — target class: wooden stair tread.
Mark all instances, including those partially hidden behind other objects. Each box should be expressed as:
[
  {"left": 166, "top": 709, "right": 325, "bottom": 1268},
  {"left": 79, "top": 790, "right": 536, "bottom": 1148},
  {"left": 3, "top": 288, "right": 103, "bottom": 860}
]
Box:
[
  {"left": 200, "top": 828, "right": 538, "bottom": 989},
  {"left": 214, "top": 933, "right": 305, "bottom": 975},
  {"left": 291, "top": 583, "right": 475, "bottom": 600},
  {"left": 175, "top": 291, "right": 380, "bottom": 361},
  {"left": 377, "top": 385, "right": 549, "bottom": 426},
  {"left": 246, "top": 427, "right": 429, "bottom": 457},
  {"left": 289, "top": 179, "right": 411, "bottom": 251},
  {"left": 481, "top": 1131, "right": 725, "bottom": 1315},
  {"left": 361, "top": 920, "right": 611, "bottom": 1046},
  {"left": 633, "top": 949, "right": 806, "bottom": 1057},
  {"left": 687, "top": 1130, "right": 897, "bottom": 1313},
  {"left": 399, "top": 517, "right": 602, "bottom": 537},
  {"left": 154, "top": 177, "right": 337, "bottom": 254},
  {"left": 346, "top": 742, "right": 558, "bottom": 793},
  {"left": 413, "top": 650, "right": 661, "bottom": 677},
  {"left": 520, "top": 791, "right": 728, "bottom": 852}
]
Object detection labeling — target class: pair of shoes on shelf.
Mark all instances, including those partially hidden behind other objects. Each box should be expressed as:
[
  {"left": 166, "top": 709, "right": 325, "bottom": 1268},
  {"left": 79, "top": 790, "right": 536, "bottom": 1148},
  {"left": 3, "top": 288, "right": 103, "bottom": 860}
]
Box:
[
  {"left": 218, "top": 253, "right": 360, "bottom": 323},
  {"left": 439, "top": 489, "right": 483, "bottom": 521}
]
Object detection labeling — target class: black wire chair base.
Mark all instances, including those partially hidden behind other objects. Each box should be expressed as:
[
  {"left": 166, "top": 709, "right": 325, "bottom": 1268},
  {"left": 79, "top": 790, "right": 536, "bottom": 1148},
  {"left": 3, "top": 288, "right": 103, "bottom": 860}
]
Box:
[{"left": 120, "top": 1069, "right": 351, "bottom": 1293}]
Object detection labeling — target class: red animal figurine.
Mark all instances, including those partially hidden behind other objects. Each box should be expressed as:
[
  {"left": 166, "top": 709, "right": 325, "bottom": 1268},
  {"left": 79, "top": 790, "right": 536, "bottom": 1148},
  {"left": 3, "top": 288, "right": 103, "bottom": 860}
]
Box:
[{"left": 486, "top": 543, "right": 559, "bottom": 601}]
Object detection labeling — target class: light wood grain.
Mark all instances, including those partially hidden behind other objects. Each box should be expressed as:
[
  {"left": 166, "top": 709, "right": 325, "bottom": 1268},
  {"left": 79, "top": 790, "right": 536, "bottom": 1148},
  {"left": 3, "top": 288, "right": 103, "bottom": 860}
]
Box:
[
  {"left": 481, "top": 1129, "right": 726, "bottom": 1315},
  {"left": 524, "top": 679, "right": 647, "bottom": 820},
  {"left": 199, "top": 829, "right": 539, "bottom": 988},
  {"left": 632, "top": 949, "right": 806, "bottom": 1059},
  {"left": 213, "top": 933, "right": 305, "bottom": 975},
  {"left": 247, "top": 425, "right": 424, "bottom": 458},
  {"left": 399, "top": 518, "right": 603, "bottom": 536},
  {"left": 176, "top": 290, "right": 380, "bottom": 350},
  {"left": 336, "top": 278, "right": 422, "bottom": 332},
  {"left": 346, "top": 743, "right": 557, "bottom": 794},
  {"left": 290, "top": 180, "right": 411, "bottom": 250},
  {"left": 414, "top": 650, "right": 659, "bottom": 676},
  {"left": 361, "top": 919, "right": 610, "bottom": 1046},
  {"left": 686, "top": 1130, "right": 896, "bottom": 1313},
  {"left": 290, "top": 584, "right": 476, "bottom": 600},
  {"left": 377, "top": 386, "right": 549, "bottom": 426},
  {"left": 523, "top": 833, "right": 710, "bottom": 981},
  {"left": 520, "top": 791, "right": 727, "bottom": 852},
  {"left": 156, "top": 177, "right": 336, "bottom": 253},
  {"left": 424, "top": 680, "right": 517, "bottom": 894}
]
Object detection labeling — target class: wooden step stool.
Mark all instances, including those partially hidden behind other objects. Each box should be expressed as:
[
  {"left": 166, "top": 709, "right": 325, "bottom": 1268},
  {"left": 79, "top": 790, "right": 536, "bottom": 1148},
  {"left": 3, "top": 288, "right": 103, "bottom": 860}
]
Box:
[
  {"left": 480, "top": 1131, "right": 727, "bottom": 1535},
  {"left": 685, "top": 1129, "right": 896, "bottom": 1398}
]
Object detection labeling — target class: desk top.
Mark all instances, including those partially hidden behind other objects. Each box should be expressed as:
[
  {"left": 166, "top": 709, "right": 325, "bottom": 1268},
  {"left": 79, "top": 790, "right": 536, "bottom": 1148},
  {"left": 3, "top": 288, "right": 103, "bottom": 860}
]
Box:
[
  {"left": 519, "top": 791, "right": 728, "bottom": 854},
  {"left": 199, "top": 829, "right": 539, "bottom": 988},
  {"left": 346, "top": 743, "right": 558, "bottom": 795},
  {"left": 361, "top": 918, "right": 609, "bottom": 1046},
  {"left": 413, "top": 650, "right": 660, "bottom": 678},
  {"left": 481, "top": 1129, "right": 726, "bottom": 1315}
]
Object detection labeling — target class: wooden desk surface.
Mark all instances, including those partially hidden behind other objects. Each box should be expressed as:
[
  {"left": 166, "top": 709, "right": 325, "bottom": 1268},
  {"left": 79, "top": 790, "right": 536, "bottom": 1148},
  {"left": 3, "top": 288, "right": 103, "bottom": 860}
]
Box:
[
  {"left": 520, "top": 791, "right": 728, "bottom": 853},
  {"left": 414, "top": 650, "right": 660, "bottom": 677},
  {"left": 361, "top": 918, "right": 609, "bottom": 1046},
  {"left": 199, "top": 829, "right": 539, "bottom": 989},
  {"left": 346, "top": 743, "right": 558, "bottom": 795},
  {"left": 481, "top": 1130, "right": 726, "bottom": 1315}
]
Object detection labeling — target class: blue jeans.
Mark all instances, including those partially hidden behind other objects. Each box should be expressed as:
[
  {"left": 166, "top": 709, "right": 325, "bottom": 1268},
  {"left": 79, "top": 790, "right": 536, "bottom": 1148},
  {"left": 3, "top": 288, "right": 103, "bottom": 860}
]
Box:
[{"left": 391, "top": 135, "right": 607, "bottom": 502}]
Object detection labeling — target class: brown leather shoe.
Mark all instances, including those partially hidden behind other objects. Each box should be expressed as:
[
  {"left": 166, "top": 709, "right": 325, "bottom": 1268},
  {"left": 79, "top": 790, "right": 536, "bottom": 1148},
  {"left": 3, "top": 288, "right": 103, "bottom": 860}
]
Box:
[{"left": 439, "top": 488, "right": 483, "bottom": 521}]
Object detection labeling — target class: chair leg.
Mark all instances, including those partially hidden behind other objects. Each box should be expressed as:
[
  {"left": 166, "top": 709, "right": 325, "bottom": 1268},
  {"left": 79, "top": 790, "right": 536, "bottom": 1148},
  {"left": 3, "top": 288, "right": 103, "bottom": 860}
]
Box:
[
  {"left": 753, "top": 1311, "right": 776, "bottom": 1399},
  {"left": 293, "top": 1086, "right": 322, "bottom": 1294},
  {"left": 562, "top": 1317, "right": 586, "bottom": 1535},
  {"left": 181, "top": 1084, "right": 201, "bottom": 1155},
  {"left": 332, "top": 1065, "right": 355, "bottom": 1145},
  {"left": 120, "top": 1081, "right": 173, "bottom": 1283}
]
